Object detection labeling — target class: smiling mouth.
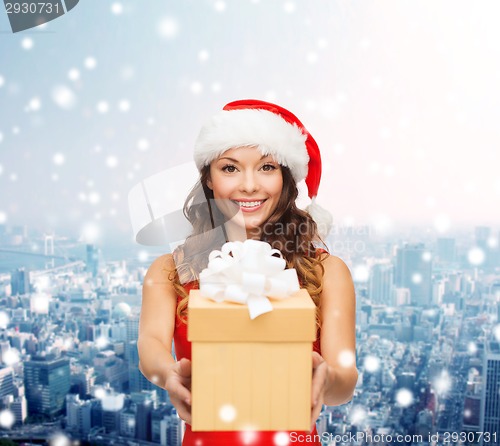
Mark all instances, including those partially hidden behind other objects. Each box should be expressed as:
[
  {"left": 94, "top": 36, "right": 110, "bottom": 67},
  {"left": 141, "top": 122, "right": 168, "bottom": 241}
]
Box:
[{"left": 232, "top": 199, "right": 267, "bottom": 208}]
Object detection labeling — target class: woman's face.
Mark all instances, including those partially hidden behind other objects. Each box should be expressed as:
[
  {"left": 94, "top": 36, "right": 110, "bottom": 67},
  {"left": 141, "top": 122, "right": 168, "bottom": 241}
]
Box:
[{"left": 207, "top": 146, "right": 283, "bottom": 238}]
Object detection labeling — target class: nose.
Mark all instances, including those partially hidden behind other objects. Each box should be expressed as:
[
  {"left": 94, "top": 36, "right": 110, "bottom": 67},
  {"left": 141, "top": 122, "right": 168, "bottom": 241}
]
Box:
[{"left": 240, "top": 170, "right": 259, "bottom": 193}]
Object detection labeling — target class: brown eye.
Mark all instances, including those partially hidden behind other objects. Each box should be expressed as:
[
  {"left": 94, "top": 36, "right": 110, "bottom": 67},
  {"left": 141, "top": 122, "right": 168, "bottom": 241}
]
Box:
[
  {"left": 261, "top": 163, "right": 277, "bottom": 172},
  {"left": 222, "top": 164, "right": 237, "bottom": 173}
]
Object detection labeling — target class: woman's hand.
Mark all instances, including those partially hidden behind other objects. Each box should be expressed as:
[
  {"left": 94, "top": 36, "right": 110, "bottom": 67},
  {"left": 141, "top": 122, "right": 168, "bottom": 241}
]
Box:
[
  {"left": 310, "top": 351, "right": 330, "bottom": 432},
  {"left": 165, "top": 358, "right": 192, "bottom": 424}
]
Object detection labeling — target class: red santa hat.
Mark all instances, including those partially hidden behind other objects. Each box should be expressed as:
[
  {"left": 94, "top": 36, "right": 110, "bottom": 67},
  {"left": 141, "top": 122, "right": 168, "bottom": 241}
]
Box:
[{"left": 194, "top": 99, "right": 333, "bottom": 239}]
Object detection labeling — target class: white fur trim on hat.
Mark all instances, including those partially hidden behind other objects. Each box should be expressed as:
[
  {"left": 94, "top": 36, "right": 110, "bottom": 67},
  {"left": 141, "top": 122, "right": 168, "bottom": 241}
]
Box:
[
  {"left": 194, "top": 108, "right": 309, "bottom": 182},
  {"left": 306, "top": 197, "right": 333, "bottom": 240}
]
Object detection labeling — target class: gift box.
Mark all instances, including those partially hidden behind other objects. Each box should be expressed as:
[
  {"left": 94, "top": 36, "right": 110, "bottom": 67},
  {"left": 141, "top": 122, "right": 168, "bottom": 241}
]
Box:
[{"left": 188, "top": 288, "right": 316, "bottom": 432}]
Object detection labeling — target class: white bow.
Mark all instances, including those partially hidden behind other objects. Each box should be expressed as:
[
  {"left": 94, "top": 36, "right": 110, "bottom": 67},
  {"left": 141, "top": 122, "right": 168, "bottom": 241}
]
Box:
[{"left": 199, "top": 240, "right": 300, "bottom": 319}]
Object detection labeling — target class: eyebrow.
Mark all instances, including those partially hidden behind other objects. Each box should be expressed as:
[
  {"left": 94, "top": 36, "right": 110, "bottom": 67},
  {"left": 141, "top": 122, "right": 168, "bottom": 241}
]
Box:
[{"left": 218, "top": 155, "right": 271, "bottom": 163}]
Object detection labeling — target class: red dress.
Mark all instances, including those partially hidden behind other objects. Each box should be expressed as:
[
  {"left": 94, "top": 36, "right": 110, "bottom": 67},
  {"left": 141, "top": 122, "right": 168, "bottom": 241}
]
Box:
[{"left": 173, "top": 250, "right": 327, "bottom": 446}]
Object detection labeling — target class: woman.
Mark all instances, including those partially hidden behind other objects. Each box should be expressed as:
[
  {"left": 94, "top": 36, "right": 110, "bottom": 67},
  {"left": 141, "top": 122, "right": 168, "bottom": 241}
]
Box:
[{"left": 138, "top": 100, "right": 357, "bottom": 445}]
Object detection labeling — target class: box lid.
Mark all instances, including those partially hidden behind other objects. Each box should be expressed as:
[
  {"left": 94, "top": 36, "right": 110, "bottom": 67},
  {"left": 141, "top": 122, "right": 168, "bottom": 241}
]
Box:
[{"left": 188, "top": 289, "right": 316, "bottom": 342}]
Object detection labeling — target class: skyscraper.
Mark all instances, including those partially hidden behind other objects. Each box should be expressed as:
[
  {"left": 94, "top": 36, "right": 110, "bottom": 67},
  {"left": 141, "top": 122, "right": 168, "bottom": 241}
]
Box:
[
  {"left": 24, "top": 354, "right": 71, "bottom": 416},
  {"left": 10, "top": 268, "right": 31, "bottom": 296},
  {"left": 480, "top": 339, "right": 500, "bottom": 445},
  {"left": 394, "top": 243, "right": 432, "bottom": 306},
  {"left": 369, "top": 263, "right": 393, "bottom": 305}
]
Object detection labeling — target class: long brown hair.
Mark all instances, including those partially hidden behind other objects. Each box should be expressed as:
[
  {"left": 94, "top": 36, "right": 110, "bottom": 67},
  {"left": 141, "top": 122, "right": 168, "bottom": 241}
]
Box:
[{"left": 165, "top": 162, "right": 329, "bottom": 329}]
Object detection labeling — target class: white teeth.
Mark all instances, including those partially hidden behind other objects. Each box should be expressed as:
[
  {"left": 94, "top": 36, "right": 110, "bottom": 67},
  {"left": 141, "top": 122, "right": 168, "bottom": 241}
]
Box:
[{"left": 236, "top": 200, "right": 263, "bottom": 208}]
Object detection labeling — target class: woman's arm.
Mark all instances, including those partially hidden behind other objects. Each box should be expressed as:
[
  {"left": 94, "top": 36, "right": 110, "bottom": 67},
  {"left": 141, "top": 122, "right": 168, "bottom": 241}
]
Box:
[
  {"left": 137, "top": 254, "right": 192, "bottom": 422},
  {"left": 314, "top": 254, "right": 358, "bottom": 407}
]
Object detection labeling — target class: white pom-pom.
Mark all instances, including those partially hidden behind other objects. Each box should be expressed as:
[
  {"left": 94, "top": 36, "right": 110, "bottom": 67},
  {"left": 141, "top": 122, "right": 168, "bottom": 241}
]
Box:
[{"left": 306, "top": 197, "right": 333, "bottom": 239}]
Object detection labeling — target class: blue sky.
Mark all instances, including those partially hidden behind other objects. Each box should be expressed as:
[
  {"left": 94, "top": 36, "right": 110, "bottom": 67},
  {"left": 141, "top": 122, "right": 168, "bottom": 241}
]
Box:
[{"left": 1, "top": 1, "right": 499, "bottom": 250}]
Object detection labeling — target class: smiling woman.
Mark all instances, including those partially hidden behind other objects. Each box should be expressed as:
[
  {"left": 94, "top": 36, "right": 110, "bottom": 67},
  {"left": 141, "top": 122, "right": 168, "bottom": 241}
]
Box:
[{"left": 138, "top": 99, "right": 357, "bottom": 446}]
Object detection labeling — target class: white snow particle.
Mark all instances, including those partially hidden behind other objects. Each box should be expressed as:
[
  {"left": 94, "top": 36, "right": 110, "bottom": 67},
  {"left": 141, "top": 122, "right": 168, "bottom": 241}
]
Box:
[
  {"left": 28, "top": 97, "right": 41, "bottom": 111},
  {"left": 106, "top": 156, "right": 118, "bottom": 168},
  {"left": 118, "top": 100, "right": 130, "bottom": 112},
  {"left": 306, "top": 52, "right": 318, "bottom": 64},
  {"left": 273, "top": 432, "right": 290, "bottom": 446},
  {"left": 338, "top": 350, "right": 355, "bottom": 368},
  {"left": 487, "top": 237, "right": 498, "bottom": 248},
  {"left": 317, "top": 38, "right": 328, "bottom": 49},
  {"left": 218, "top": 404, "right": 236, "bottom": 423},
  {"left": 137, "top": 138, "right": 150, "bottom": 151},
  {"left": 84, "top": 57, "right": 97, "bottom": 70},
  {"left": 96, "top": 101, "right": 109, "bottom": 114},
  {"left": 434, "top": 370, "right": 451, "bottom": 395},
  {"left": 96, "top": 336, "right": 108, "bottom": 348},
  {"left": 190, "top": 82, "right": 203, "bottom": 95},
  {"left": 21, "top": 37, "right": 34, "bottom": 50},
  {"left": 0, "top": 409, "right": 15, "bottom": 429},
  {"left": 198, "top": 50, "right": 210, "bottom": 62},
  {"left": 0, "top": 132, "right": 3, "bottom": 143},
  {"left": 52, "top": 85, "right": 77, "bottom": 110},
  {"left": 434, "top": 213, "right": 451, "bottom": 233},
  {"left": 0, "top": 164, "right": 3, "bottom": 175},
  {"left": 111, "top": 2, "right": 123, "bottom": 14},
  {"left": 353, "top": 264, "right": 369, "bottom": 282},
  {"left": 211, "top": 82, "right": 221, "bottom": 93},
  {"left": 53, "top": 153, "right": 65, "bottom": 166},
  {"left": 88, "top": 192, "right": 100, "bottom": 204},
  {"left": 364, "top": 355, "right": 380, "bottom": 373},
  {"left": 421, "top": 251, "right": 432, "bottom": 262},
  {"left": 9, "top": 173, "right": 17, "bottom": 182},
  {"left": 49, "top": 433, "right": 71, "bottom": 446},
  {"left": 81, "top": 222, "right": 100, "bottom": 243},
  {"left": 468, "top": 247, "right": 485, "bottom": 266},
  {"left": 214, "top": 1, "right": 226, "bottom": 12},
  {"left": 138, "top": 251, "right": 149, "bottom": 262},
  {"left": 12, "top": 126, "right": 20, "bottom": 134},
  {"left": 158, "top": 17, "right": 179, "bottom": 39},
  {"left": 349, "top": 406, "right": 366, "bottom": 425},
  {"left": 468, "top": 342, "right": 477, "bottom": 354},
  {"left": 283, "top": 2, "right": 295, "bottom": 13},
  {"left": 395, "top": 388, "right": 414, "bottom": 407},
  {"left": 68, "top": 68, "right": 80, "bottom": 81},
  {"left": 0, "top": 75, "right": 4, "bottom": 87},
  {"left": 3, "top": 348, "right": 20, "bottom": 366},
  {"left": 411, "top": 273, "right": 422, "bottom": 284}
]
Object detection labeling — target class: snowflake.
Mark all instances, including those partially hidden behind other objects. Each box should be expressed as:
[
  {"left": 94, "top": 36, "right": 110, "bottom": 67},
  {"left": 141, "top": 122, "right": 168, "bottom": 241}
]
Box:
[
  {"left": 395, "top": 388, "right": 414, "bottom": 407},
  {"left": 0, "top": 409, "right": 15, "bottom": 429},
  {"left": 467, "top": 247, "right": 485, "bottom": 266},
  {"left": 84, "top": 57, "right": 97, "bottom": 70},
  {"left": 353, "top": 264, "right": 369, "bottom": 282},
  {"left": 283, "top": 2, "right": 295, "bottom": 13},
  {"left": 338, "top": 349, "right": 355, "bottom": 368},
  {"left": 68, "top": 68, "right": 80, "bottom": 81},
  {"left": 191, "top": 82, "right": 203, "bottom": 95},
  {"left": 158, "top": 17, "right": 179, "bottom": 40},
  {"left": 214, "top": 1, "right": 226, "bottom": 12},
  {"left": 53, "top": 153, "right": 65, "bottom": 166},
  {"left": 118, "top": 100, "right": 130, "bottom": 112},
  {"left": 106, "top": 156, "right": 118, "bottom": 168},
  {"left": 21, "top": 37, "right": 34, "bottom": 50},
  {"left": 218, "top": 404, "right": 236, "bottom": 423},
  {"left": 0, "top": 211, "right": 6, "bottom": 224},
  {"left": 49, "top": 433, "right": 71, "bottom": 446},
  {"left": 3, "top": 348, "right": 20, "bottom": 366},
  {"left": 52, "top": 85, "right": 77, "bottom": 110},
  {"left": 198, "top": 50, "right": 210, "bottom": 62},
  {"left": 273, "top": 432, "right": 290, "bottom": 445},
  {"left": 96, "top": 101, "right": 109, "bottom": 114},
  {"left": 411, "top": 273, "right": 422, "bottom": 284},
  {"left": 111, "top": 2, "right": 123, "bottom": 15},
  {"left": 137, "top": 138, "right": 150, "bottom": 151},
  {"left": 364, "top": 355, "right": 380, "bottom": 372},
  {"left": 0, "top": 311, "right": 9, "bottom": 329},
  {"left": 434, "top": 213, "right": 450, "bottom": 233}
]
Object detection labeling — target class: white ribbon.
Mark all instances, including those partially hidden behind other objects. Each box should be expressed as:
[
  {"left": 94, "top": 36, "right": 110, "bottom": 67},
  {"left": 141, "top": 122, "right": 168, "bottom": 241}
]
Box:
[{"left": 199, "top": 239, "right": 300, "bottom": 319}]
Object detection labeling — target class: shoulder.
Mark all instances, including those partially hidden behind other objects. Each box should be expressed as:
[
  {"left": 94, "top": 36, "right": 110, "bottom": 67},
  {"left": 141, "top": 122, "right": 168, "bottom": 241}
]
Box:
[
  {"left": 144, "top": 253, "right": 175, "bottom": 286},
  {"left": 320, "top": 255, "right": 354, "bottom": 289}
]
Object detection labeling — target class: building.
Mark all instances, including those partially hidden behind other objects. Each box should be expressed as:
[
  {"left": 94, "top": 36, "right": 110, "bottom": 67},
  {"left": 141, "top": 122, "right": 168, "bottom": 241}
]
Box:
[
  {"left": 66, "top": 394, "right": 92, "bottom": 435},
  {"left": 480, "top": 339, "right": 500, "bottom": 445},
  {"left": 369, "top": 263, "right": 394, "bottom": 305},
  {"left": 24, "top": 354, "right": 71, "bottom": 416},
  {"left": 10, "top": 268, "right": 31, "bottom": 296},
  {"left": 394, "top": 243, "right": 432, "bottom": 306}
]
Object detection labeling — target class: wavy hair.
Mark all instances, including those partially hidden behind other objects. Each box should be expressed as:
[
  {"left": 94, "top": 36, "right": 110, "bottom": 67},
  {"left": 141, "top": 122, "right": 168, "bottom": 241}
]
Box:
[{"left": 165, "top": 162, "right": 329, "bottom": 329}]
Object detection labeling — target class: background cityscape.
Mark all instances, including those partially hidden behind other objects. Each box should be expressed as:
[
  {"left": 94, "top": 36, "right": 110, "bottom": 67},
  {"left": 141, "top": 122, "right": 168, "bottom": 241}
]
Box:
[{"left": 0, "top": 221, "right": 498, "bottom": 445}]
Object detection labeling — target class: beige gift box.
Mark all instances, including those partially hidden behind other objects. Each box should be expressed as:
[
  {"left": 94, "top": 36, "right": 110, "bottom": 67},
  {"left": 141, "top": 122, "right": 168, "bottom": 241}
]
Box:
[{"left": 187, "top": 288, "right": 316, "bottom": 432}]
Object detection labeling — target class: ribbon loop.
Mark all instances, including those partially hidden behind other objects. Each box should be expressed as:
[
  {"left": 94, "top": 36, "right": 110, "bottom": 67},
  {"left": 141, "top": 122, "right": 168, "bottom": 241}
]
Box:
[{"left": 199, "top": 240, "right": 300, "bottom": 319}]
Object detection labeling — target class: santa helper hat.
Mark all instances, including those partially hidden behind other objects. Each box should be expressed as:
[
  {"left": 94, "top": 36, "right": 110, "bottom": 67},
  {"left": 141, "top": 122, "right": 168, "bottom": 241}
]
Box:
[{"left": 193, "top": 99, "right": 333, "bottom": 239}]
